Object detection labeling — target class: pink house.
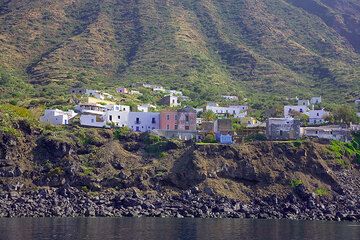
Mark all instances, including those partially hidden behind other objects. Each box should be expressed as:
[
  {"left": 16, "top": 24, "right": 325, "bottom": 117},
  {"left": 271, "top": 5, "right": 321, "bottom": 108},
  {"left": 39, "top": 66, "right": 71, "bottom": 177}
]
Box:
[
  {"left": 116, "top": 88, "right": 129, "bottom": 94},
  {"left": 160, "top": 107, "right": 197, "bottom": 131}
]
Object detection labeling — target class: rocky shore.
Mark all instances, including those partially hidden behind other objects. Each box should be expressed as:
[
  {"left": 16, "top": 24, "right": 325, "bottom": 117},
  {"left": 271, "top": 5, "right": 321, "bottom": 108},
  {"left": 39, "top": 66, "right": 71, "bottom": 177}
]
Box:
[{"left": 1, "top": 185, "right": 359, "bottom": 221}]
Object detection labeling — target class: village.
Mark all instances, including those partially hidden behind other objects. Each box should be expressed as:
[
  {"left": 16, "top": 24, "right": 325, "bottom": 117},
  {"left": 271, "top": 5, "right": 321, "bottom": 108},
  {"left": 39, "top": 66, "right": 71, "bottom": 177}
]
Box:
[{"left": 40, "top": 84, "right": 360, "bottom": 144}]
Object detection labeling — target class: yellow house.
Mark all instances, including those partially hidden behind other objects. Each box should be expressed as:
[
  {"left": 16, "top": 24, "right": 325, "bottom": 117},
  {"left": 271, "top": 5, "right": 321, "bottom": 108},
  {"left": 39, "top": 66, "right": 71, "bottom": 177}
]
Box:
[{"left": 240, "top": 117, "right": 260, "bottom": 127}]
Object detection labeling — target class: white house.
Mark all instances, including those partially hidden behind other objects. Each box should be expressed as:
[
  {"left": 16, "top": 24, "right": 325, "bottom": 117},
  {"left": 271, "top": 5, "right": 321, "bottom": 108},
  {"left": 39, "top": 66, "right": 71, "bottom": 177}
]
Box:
[
  {"left": 130, "top": 90, "right": 142, "bottom": 95},
  {"left": 160, "top": 95, "right": 180, "bottom": 107},
  {"left": 128, "top": 112, "right": 160, "bottom": 132},
  {"left": 85, "top": 90, "right": 113, "bottom": 100},
  {"left": 222, "top": 95, "right": 239, "bottom": 101},
  {"left": 310, "top": 97, "right": 322, "bottom": 105},
  {"left": 76, "top": 103, "right": 108, "bottom": 115},
  {"left": 137, "top": 104, "right": 155, "bottom": 112},
  {"left": 302, "top": 126, "right": 352, "bottom": 142},
  {"left": 106, "top": 104, "right": 130, "bottom": 112},
  {"left": 153, "top": 86, "right": 165, "bottom": 92},
  {"left": 166, "top": 90, "right": 183, "bottom": 96},
  {"left": 298, "top": 99, "right": 310, "bottom": 106},
  {"left": 80, "top": 113, "right": 107, "bottom": 128},
  {"left": 308, "top": 109, "right": 329, "bottom": 125},
  {"left": 206, "top": 104, "right": 248, "bottom": 118},
  {"left": 284, "top": 105, "right": 309, "bottom": 117},
  {"left": 104, "top": 111, "right": 130, "bottom": 127},
  {"left": 40, "top": 109, "right": 77, "bottom": 125}
]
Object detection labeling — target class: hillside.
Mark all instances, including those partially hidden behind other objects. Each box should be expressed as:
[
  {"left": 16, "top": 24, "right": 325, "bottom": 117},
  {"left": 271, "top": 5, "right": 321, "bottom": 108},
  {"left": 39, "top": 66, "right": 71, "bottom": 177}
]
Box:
[{"left": 0, "top": 0, "right": 360, "bottom": 104}]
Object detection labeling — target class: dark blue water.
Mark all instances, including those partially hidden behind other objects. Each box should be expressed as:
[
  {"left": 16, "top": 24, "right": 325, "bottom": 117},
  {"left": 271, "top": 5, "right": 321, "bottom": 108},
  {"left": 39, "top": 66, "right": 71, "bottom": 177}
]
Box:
[{"left": 0, "top": 218, "right": 359, "bottom": 240}]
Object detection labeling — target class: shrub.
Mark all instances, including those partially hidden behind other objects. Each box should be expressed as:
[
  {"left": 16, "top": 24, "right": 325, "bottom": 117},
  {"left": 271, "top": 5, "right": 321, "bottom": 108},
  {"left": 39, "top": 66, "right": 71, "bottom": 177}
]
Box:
[
  {"left": 314, "top": 187, "right": 329, "bottom": 197},
  {"left": 203, "top": 133, "right": 217, "bottom": 143},
  {"left": 114, "top": 127, "right": 132, "bottom": 140},
  {"left": 290, "top": 179, "right": 303, "bottom": 188},
  {"left": 143, "top": 133, "right": 161, "bottom": 144},
  {"left": 81, "top": 186, "right": 89, "bottom": 192}
]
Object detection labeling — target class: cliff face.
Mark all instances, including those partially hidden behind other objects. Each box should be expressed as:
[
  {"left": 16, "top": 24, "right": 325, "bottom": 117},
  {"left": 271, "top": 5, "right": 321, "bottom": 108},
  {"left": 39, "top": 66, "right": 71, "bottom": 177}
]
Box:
[{"left": 1, "top": 122, "right": 358, "bottom": 202}]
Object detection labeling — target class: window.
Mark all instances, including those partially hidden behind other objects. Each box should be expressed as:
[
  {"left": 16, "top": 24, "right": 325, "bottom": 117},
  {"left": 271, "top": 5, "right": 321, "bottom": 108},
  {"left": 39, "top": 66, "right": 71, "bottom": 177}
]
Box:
[
  {"left": 280, "top": 130, "right": 283, "bottom": 136},
  {"left": 233, "top": 110, "right": 236, "bottom": 114},
  {"left": 152, "top": 117, "right": 156, "bottom": 124},
  {"left": 185, "top": 115, "right": 189, "bottom": 122},
  {"left": 185, "top": 126, "right": 189, "bottom": 130},
  {"left": 118, "top": 116, "right": 121, "bottom": 119},
  {"left": 166, "top": 115, "right": 170, "bottom": 120},
  {"left": 317, "top": 113, "right": 319, "bottom": 116},
  {"left": 175, "top": 125, "right": 178, "bottom": 130},
  {"left": 91, "top": 119, "right": 94, "bottom": 123},
  {"left": 300, "top": 109, "right": 303, "bottom": 113},
  {"left": 109, "top": 115, "right": 113, "bottom": 121},
  {"left": 136, "top": 117, "right": 140, "bottom": 123}
]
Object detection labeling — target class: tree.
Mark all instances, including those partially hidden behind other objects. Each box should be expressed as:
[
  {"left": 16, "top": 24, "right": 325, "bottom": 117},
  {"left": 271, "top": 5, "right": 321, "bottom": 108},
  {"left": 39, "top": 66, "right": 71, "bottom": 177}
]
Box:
[
  {"left": 333, "top": 105, "right": 359, "bottom": 124},
  {"left": 201, "top": 110, "right": 217, "bottom": 121},
  {"left": 290, "top": 110, "right": 309, "bottom": 126}
]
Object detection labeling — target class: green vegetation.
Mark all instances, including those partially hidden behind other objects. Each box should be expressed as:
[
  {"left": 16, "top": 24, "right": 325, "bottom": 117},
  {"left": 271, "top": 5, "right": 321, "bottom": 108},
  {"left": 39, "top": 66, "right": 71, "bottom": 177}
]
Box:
[
  {"left": 114, "top": 127, "right": 132, "bottom": 141},
  {"left": 329, "top": 133, "right": 360, "bottom": 165},
  {"left": 203, "top": 133, "right": 217, "bottom": 143},
  {"left": 314, "top": 187, "right": 330, "bottom": 197},
  {"left": 0, "top": 0, "right": 360, "bottom": 108},
  {"left": 290, "top": 179, "right": 303, "bottom": 188}
]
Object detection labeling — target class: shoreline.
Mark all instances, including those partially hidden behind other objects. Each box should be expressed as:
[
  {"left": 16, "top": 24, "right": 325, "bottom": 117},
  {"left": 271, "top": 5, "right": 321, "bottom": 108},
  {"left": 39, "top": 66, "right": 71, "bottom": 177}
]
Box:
[{"left": 1, "top": 187, "right": 359, "bottom": 221}]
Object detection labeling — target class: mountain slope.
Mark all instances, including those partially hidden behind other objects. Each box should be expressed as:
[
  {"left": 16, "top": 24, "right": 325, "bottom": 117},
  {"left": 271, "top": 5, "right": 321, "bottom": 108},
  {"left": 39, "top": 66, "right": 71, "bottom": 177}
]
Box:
[{"left": 0, "top": 0, "right": 359, "bottom": 103}]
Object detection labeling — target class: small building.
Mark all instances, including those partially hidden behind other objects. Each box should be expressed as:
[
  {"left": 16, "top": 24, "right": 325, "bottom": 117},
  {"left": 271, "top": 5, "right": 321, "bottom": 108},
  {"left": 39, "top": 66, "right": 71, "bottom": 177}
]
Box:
[
  {"left": 137, "top": 104, "right": 155, "bottom": 112},
  {"left": 205, "top": 104, "right": 248, "bottom": 118},
  {"left": 130, "top": 90, "right": 142, "bottom": 95},
  {"left": 216, "top": 119, "right": 233, "bottom": 134},
  {"left": 128, "top": 112, "right": 160, "bottom": 132},
  {"left": 69, "top": 88, "right": 86, "bottom": 95},
  {"left": 222, "top": 95, "right": 239, "bottom": 101},
  {"left": 160, "top": 107, "right": 197, "bottom": 131},
  {"left": 166, "top": 90, "right": 183, "bottom": 96},
  {"left": 106, "top": 104, "right": 130, "bottom": 112},
  {"left": 298, "top": 99, "right": 310, "bottom": 106},
  {"left": 160, "top": 95, "right": 180, "bottom": 107},
  {"left": 75, "top": 103, "right": 108, "bottom": 114},
  {"left": 153, "top": 86, "right": 165, "bottom": 92},
  {"left": 308, "top": 109, "right": 329, "bottom": 125},
  {"left": 240, "top": 117, "right": 261, "bottom": 128},
  {"left": 266, "top": 118, "right": 301, "bottom": 140},
  {"left": 116, "top": 88, "right": 129, "bottom": 94},
  {"left": 85, "top": 90, "right": 113, "bottom": 100},
  {"left": 302, "top": 126, "right": 352, "bottom": 142},
  {"left": 284, "top": 105, "right": 309, "bottom": 117},
  {"left": 310, "top": 97, "right": 322, "bottom": 105},
  {"left": 219, "top": 134, "right": 233, "bottom": 144},
  {"left": 40, "top": 109, "right": 77, "bottom": 125},
  {"left": 80, "top": 113, "right": 107, "bottom": 128}
]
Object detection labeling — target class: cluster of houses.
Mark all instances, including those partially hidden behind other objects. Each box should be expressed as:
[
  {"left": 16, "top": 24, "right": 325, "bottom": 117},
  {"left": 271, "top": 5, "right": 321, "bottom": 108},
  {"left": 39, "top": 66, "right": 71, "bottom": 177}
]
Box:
[
  {"left": 40, "top": 87, "right": 360, "bottom": 143},
  {"left": 267, "top": 97, "right": 360, "bottom": 142}
]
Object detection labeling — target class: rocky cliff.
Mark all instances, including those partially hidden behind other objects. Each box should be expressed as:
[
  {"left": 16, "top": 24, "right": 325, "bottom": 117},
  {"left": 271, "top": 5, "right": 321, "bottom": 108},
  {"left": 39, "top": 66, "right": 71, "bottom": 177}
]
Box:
[{"left": 0, "top": 121, "right": 359, "bottom": 220}]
